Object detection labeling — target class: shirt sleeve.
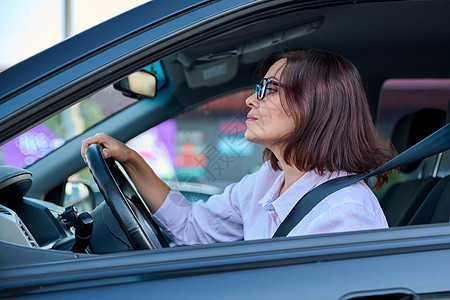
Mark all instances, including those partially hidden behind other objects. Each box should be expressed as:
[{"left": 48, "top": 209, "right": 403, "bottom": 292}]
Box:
[{"left": 152, "top": 181, "right": 247, "bottom": 245}]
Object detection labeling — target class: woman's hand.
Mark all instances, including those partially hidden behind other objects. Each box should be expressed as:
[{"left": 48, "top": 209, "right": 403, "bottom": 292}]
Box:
[
  {"left": 81, "top": 133, "right": 135, "bottom": 164},
  {"left": 81, "top": 132, "right": 170, "bottom": 213}
]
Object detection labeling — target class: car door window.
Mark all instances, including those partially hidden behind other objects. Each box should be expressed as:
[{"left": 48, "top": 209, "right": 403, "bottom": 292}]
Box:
[
  {"left": 0, "top": 62, "right": 167, "bottom": 170},
  {"left": 0, "top": 87, "right": 137, "bottom": 169}
]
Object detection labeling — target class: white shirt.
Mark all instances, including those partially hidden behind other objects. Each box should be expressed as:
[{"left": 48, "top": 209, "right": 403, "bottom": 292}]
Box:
[{"left": 153, "top": 162, "right": 388, "bottom": 245}]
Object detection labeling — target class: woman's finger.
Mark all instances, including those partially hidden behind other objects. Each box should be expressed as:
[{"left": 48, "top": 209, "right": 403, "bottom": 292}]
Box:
[
  {"left": 81, "top": 133, "right": 129, "bottom": 163},
  {"left": 81, "top": 133, "right": 111, "bottom": 161}
]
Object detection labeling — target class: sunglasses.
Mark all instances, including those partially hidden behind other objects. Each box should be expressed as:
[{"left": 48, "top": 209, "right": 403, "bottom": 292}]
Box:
[{"left": 254, "top": 78, "right": 286, "bottom": 100}]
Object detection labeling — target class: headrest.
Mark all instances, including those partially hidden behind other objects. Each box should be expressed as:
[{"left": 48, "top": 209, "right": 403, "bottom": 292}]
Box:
[{"left": 391, "top": 108, "right": 446, "bottom": 173}]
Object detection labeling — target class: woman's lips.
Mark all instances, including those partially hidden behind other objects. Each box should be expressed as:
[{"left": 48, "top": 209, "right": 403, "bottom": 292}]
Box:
[{"left": 246, "top": 114, "right": 258, "bottom": 122}]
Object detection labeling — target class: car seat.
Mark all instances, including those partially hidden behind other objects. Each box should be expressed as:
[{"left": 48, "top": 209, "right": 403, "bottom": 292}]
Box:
[
  {"left": 407, "top": 174, "right": 450, "bottom": 225},
  {"left": 408, "top": 103, "right": 450, "bottom": 225},
  {"left": 379, "top": 108, "right": 446, "bottom": 227}
]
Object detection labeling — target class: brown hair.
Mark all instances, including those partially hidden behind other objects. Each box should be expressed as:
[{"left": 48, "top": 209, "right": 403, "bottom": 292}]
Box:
[{"left": 259, "top": 48, "right": 395, "bottom": 190}]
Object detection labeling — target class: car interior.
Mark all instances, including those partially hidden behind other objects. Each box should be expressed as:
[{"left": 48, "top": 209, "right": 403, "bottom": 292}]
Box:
[
  {"left": 380, "top": 108, "right": 447, "bottom": 227},
  {"left": 0, "top": 0, "right": 449, "bottom": 268}
]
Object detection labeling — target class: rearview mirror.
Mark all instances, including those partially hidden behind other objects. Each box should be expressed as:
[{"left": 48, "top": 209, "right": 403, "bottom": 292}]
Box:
[{"left": 113, "top": 70, "right": 157, "bottom": 99}]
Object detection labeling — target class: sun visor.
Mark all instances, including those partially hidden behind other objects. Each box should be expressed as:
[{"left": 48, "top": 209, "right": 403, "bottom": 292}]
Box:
[{"left": 179, "top": 51, "right": 238, "bottom": 89}]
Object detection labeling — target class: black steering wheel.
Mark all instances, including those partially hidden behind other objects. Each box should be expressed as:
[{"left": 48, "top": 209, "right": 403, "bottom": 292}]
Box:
[{"left": 85, "top": 144, "right": 169, "bottom": 250}]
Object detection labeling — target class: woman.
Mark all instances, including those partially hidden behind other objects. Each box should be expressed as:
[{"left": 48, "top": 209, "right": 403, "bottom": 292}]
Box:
[{"left": 81, "top": 48, "right": 394, "bottom": 245}]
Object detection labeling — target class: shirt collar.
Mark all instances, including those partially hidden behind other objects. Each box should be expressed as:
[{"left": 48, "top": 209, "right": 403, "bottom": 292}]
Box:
[{"left": 258, "top": 171, "right": 285, "bottom": 206}]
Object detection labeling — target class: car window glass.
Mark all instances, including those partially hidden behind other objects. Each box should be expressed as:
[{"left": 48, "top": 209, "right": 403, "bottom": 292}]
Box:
[
  {"left": 0, "top": 62, "right": 167, "bottom": 169},
  {"left": 0, "top": 86, "right": 136, "bottom": 169}
]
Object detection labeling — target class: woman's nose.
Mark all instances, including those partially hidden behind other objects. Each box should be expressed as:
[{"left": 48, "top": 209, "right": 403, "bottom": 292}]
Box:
[{"left": 245, "top": 92, "right": 259, "bottom": 108}]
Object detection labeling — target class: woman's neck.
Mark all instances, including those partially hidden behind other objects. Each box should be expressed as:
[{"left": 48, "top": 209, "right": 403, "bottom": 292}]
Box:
[
  {"left": 267, "top": 145, "right": 306, "bottom": 196},
  {"left": 279, "top": 164, "right": 306, "bottom": 196},
  {"left": 276, "top": 154, "right": 306, "bottom": 196}
]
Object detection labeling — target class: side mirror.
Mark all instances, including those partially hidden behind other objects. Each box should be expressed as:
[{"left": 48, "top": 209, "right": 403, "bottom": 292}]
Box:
[{"left": 113, "top": 70, "right": 157, "bottom": 99}]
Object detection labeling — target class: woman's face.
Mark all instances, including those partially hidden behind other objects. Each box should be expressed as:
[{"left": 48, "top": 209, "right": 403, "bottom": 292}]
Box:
[{"left": 244, "top": 58, "right": 296, "bottom": 149}]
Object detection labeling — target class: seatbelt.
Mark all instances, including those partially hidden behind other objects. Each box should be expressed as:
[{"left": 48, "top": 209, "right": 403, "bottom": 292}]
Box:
[{"left": 273, "top": 123, "right": 450, "bottom": 238}]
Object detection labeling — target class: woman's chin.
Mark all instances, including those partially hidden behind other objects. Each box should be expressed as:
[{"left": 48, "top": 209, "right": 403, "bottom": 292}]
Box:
[
  {"left": 244, "top": 132, "right": 256, "bottom": 143},
  {"left": 245, "top": 132, "right": 269, "bottom": 148}
]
